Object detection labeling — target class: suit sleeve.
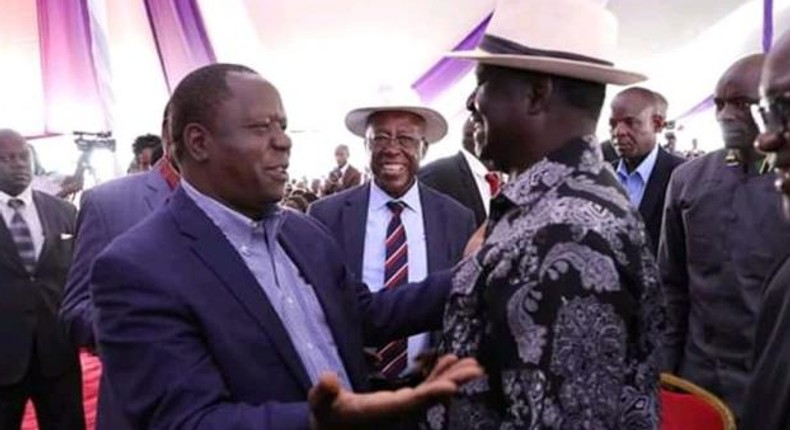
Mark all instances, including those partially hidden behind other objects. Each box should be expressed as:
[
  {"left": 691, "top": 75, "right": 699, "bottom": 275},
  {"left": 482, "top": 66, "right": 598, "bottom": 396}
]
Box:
[
  {"left": 657, "top": 171, "right": 689, "bottom": 373},
  {"left": 91, "top": 249, "right": 311, "bottom": 430},
  {"left": 354, "top": 269, "right": 452, "bottom": 346},
  {"left": 60, "top": 191, "right": 107, "bottom": 348}
]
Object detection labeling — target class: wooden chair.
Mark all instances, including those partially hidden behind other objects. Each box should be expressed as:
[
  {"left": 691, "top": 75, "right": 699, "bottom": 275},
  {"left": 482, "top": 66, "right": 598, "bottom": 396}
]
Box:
[{"left": 660, "top": 372, "right": 737, "bottom": 430}]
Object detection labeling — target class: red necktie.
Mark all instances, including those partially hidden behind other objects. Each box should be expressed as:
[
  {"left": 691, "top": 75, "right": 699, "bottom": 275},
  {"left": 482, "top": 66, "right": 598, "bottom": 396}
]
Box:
[
  {"left": 485, "top": 172, "right": 501, "bottom": 196},
  {"left": 378, "top": 201, "right": 408, "bottom": 377}
]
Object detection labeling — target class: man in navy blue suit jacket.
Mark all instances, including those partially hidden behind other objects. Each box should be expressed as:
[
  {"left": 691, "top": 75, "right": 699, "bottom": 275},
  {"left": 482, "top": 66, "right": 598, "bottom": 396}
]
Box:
[
  {"left": 90, "top": 64, "right": 481, "bottom": 430},
  {"left": 309, "top": 99, "right": 475, "bottom": 384}
]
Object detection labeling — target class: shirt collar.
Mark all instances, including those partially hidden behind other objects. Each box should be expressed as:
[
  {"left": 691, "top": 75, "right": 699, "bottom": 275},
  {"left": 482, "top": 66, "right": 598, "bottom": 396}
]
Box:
[
  {"left": 0, "top": 185, "right": 33, "bottom": 208},
  {"left": 180, "top": 179, "right": 281, "bottom": 245},
  {"left": 460, "top": 148, "right": 489, "bottom": 178},
  {"left": 616, "top": 144, "right": 659, "bottom": 182},
  {"left": 369, "top": 179, "right": 421, "bottom": 213},
  {"left": 500, "top": 135, "right": 602, "bottom": 207}
]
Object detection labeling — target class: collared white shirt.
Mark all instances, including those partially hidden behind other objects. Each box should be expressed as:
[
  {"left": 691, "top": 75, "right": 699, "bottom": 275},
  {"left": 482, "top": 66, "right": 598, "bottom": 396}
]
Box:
[
  {"left": 0, "top": 186, "right": 44, "bottom": 259},
  {"left": 616, "top": 144, "right": 659, "bottom": 208},
  {"left": 362, "top": 180, "right": 428, "bottom": 372},
  {"left": 460, "top": 148, "right": 493, "bottom": 215}
]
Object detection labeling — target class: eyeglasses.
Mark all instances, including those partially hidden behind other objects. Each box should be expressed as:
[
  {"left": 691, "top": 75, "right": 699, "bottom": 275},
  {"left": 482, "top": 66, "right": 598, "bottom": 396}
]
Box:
[
  {"left": 751, "top": 93, "right": 790, "bottom": 134},
  {"left": 368, "top": 134, "right": 423, "bottom": 149}
]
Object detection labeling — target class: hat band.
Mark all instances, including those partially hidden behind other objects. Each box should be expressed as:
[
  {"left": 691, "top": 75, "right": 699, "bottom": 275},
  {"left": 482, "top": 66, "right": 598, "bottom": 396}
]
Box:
[{"left": 479, "top": 34, "right": 614, "bottom": 67}]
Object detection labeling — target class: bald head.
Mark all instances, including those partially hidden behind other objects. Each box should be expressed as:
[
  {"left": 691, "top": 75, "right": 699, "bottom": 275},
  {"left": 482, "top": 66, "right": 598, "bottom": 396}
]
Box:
[
  {"left": 0, "top": 129, "right": 32, "bottom": 196},
  {"left": 609, "top": 87, "right": 662, "bottom": 164},
  {"left": 763, "top": 32, "right": 790, "bottom": 98},
  {"left": 715, "top": 54, "right": 764, "bottom": 150}
]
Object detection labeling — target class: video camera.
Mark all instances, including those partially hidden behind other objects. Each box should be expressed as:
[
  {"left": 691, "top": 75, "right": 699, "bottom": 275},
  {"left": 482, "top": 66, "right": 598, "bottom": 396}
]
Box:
[{"left": 73, "top": 131, "right": 116, "bottom": 153}]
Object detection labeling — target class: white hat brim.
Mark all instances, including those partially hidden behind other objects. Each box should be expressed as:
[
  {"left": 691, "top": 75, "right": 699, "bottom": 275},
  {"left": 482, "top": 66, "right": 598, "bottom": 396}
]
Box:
[
  {"left": 447, "top": 49, "right": 646, "bottom": 85},
  {"left": 345, "top": 106, "right": 448, "bottom": 144}
]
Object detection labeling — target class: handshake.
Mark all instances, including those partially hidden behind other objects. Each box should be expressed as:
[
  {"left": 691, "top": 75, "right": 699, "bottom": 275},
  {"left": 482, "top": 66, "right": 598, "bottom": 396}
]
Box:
[{"left": 308, "top": 354, "right": 483, "bottom": 430}]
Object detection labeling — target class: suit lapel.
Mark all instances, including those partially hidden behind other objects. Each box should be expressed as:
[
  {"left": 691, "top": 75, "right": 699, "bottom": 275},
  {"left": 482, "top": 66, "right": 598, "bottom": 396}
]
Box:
[
  {"left": 278, "top": 218, "right": 368, "bottom": 390},
  {"left": 32, "top": 191, "right": 58, "bottom": 272},
  {"left": 638, "top": 149, "right": 668, "bottom": 223},
  {"left": 143, "top": 169, "right": 172, "bottom": 211},
  {"left": 0, "top": 215, "right": 24, "bottom": 274},
  {"left": 341, "top": 186, "right": 369, "bottom": 279},
  {"left": 419, "top": 184, "right": 447, "bottom": 273},
  {"left": 171, "top": 190, "right": 312, "bottom": 391}
]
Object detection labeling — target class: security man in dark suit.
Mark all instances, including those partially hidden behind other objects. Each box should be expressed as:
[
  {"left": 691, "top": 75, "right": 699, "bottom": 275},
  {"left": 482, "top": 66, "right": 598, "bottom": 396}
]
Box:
[
  {"left": 609, "top": 87, "right": 685, "bottom": 254},
  {"left": 0, "top": 129, "right": 84, "bottom": 430}
]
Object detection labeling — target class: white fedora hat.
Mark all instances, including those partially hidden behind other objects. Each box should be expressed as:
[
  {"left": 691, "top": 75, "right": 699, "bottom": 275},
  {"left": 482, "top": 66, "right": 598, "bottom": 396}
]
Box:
[
  {"left": 345, "top": 87, "right": 448, "bottom": 144},
  {"left": 448, "top": 0, "right": 646, "bottom": 85}
]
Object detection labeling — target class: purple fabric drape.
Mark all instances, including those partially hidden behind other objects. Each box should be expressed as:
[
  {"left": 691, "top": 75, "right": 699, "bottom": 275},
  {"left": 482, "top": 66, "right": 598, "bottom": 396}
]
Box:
[
  {"left": 37, "top": 0, "right": 107, "bottom": 133},
  {"left": 145, "top": 0, "right": 216, "bottom": 93},
  {"left": 764, "top": 0, "right": 774, "bottom": 52},
  {"left": 412, "top": 13, "right": 493, "bottom": 103},
  {"left": 676, "top": 0, "right": 774, "bottom": 123}
]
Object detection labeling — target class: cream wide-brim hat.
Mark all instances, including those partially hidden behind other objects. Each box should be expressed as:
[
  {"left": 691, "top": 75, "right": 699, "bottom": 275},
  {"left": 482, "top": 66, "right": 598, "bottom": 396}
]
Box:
[
  {"left": 345, "top": 88, "right": 448, "bottom": 144},
  {"left": 448, "top": 0, "right": 646, "bottom": 86}
]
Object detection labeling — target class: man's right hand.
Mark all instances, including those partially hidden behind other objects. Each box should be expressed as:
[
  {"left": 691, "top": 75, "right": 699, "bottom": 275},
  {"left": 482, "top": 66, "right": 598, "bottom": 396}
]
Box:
[{"left": 308, "top": 354, "right": 483, "bottom": 430}]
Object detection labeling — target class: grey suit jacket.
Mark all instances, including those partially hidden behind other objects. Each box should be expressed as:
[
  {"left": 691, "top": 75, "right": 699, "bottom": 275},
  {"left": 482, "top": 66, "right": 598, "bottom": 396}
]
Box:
[{"left": 60, "top": 168, "right": 173, "bottom": 348}]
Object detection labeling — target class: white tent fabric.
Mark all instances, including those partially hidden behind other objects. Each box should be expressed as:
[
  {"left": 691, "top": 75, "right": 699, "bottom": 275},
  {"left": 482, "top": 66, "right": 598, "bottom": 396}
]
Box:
[{"left": 3, "top": 0, "right": 789, "bottom": 182}]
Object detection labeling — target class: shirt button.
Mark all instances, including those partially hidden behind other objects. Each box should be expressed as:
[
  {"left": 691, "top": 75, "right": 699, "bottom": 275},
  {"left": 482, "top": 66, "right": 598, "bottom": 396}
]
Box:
[
  {"left": 286, "top": 297, "right": 294, "bottom": 305},
  {"left": 307, "top": 343, "right": 314, "bottom": 350},
  {"left": 240, "top": 245, "right": 249, "bottom": 255}
]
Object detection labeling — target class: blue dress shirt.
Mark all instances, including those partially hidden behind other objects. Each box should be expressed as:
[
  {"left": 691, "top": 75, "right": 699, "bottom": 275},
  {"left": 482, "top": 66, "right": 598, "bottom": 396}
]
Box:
[
  {"left": 616, "top": 144, "right": 659, "bottom": 208},
  {"left": 181, "top": 180, "right": 351, "bottom": 388}
]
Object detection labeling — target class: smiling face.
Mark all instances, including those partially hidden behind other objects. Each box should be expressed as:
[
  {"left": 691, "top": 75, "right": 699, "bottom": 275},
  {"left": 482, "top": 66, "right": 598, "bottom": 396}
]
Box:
[
  {"left": 365, "top": 111, "right": 425, "bottom": 198},
  {"left": 182, "top": 71, "right": 291, "bottom": 217}
]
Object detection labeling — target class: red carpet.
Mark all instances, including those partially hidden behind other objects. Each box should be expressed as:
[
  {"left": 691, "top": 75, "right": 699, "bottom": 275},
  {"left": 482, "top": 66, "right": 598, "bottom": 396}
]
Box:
[{"left": 21, "top": 351, "right": 101, "bottom": 430}]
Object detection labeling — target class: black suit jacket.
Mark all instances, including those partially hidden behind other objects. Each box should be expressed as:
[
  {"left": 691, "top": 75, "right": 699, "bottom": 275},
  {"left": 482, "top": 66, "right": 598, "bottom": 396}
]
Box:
[
  {"left": 419, "top": 152, "right": 486, "bottom": 227},
  {"left": 615, "top": 147, "right": 685, "bottom": 254},
  {"left": 0, "top": 190, "right": 78, "bottom": 385}
]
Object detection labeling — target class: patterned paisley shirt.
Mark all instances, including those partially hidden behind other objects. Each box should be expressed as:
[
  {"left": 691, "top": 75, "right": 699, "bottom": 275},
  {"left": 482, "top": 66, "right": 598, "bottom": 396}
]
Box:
[{"left": 424, "top": 137, "right": 665, "bottom": 430}]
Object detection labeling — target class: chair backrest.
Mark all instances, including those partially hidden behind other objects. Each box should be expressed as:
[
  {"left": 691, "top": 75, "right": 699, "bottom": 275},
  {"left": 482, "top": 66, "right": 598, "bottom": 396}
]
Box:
[{"left": 660, "top": 373, "right": 737, "bottom": 430}]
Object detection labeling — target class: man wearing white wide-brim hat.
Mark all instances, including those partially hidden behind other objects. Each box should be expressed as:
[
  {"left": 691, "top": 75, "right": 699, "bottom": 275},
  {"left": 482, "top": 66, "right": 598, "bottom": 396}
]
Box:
[
  {"left": 309, "top": 89, "right": 475, "bottom": 387},
  {"left": 426, "top": 0, "right": 665, "bottom": 428}
]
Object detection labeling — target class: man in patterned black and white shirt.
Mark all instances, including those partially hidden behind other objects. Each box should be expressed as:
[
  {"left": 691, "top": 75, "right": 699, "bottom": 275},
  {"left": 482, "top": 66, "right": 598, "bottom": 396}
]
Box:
[{"left": 424, "top": 0, "right": 666, "bottom": 428}]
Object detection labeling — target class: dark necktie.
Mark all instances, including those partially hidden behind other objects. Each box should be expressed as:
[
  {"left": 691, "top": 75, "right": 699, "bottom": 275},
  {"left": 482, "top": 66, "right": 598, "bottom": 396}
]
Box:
[
  {"left": 7, "top": 198, "right": 36, "bottom": 273},
  {"left": 378, "top": 201, "right": 408, "bottom": 377}
]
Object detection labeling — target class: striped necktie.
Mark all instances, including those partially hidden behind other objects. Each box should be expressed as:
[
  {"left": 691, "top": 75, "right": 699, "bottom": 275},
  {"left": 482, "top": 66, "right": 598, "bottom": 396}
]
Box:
[
  {"left": 7, "top": 198, "right": 36, "bottom": 273},
  {"left": 378, "top": 200, "right": 408, "bottom": 377}
]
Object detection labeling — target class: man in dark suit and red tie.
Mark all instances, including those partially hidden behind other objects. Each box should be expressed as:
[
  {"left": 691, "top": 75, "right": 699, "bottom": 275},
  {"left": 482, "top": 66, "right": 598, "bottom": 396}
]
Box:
[
  {"left": 0, "top": 129, "right": 85, "bottom": 430},
  {"left": 309, "top": 92, "right": 476, "bottom": 382},
  {"left": 419, "top": 114, "right": 500, "bottom": 228}
]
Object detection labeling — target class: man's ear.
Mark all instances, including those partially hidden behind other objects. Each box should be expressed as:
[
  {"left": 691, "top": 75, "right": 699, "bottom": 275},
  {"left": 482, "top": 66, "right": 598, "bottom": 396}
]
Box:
[
  {"left": 525, "top": 76, "right": 553, "bottom": 115},
  {"left": 652, "top": 114, "right": 666, "bottom": 133},
  {"left": 419, "top": 139, "right": 428, "bottom": 160},
  {"left": 182, "top": 123, "right": 211, "bottom": 162}
]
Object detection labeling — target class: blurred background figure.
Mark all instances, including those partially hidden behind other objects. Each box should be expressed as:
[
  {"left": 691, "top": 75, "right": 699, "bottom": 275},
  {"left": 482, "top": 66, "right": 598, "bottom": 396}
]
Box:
[
  {"left": 323, "top": 144, "right": 362, "bottom": 196},
  {"left": 126, "top": 134, "right": 162, "bottom": 174}
]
